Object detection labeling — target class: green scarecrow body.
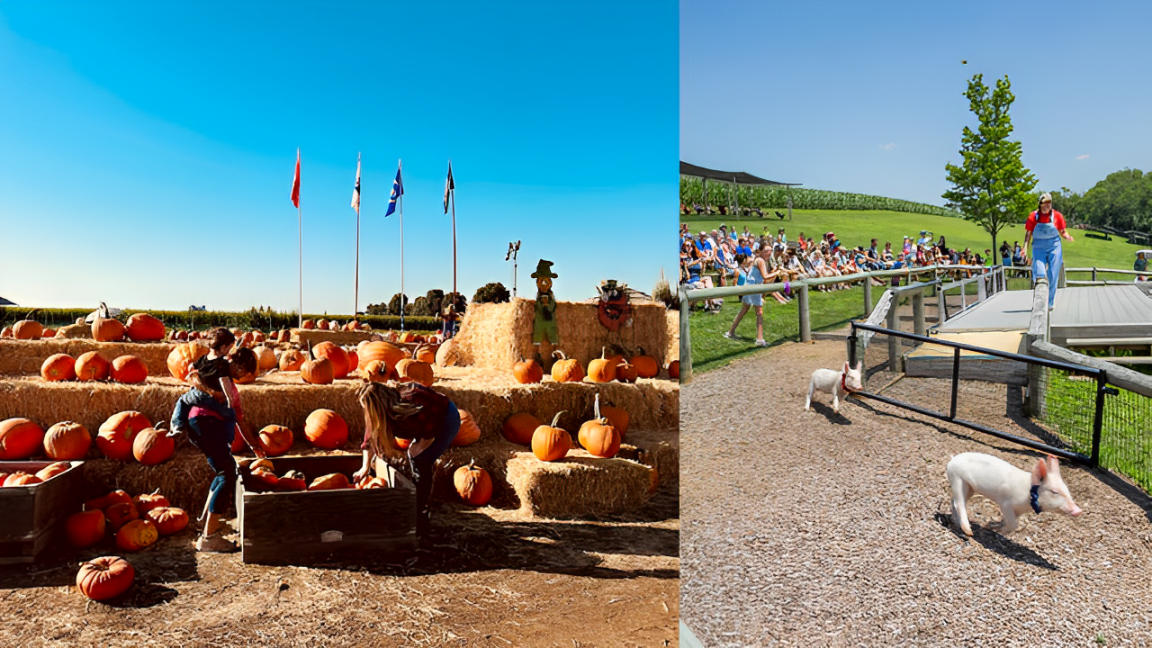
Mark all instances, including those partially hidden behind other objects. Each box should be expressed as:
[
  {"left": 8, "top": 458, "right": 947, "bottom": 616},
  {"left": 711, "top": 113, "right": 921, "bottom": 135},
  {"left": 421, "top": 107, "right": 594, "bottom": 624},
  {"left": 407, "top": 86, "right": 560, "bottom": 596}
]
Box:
[{"left": 532, "top": 260, "right": 559, "bottom": 346}]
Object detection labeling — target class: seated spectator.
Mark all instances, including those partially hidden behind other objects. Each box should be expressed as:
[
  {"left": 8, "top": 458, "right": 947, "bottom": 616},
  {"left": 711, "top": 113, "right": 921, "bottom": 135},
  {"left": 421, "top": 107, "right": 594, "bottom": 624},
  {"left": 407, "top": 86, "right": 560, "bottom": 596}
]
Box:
[
  {"left": 693, "top": 203, "right": 705, "bottom": 215},
  {"left": 716, "top": 239, "right": 739, "bottom": 287},
  {"left": 1000, "top": 241, "right": 1012, "bottom": 267},
  {"left": 1135, "top": 251, "right": 1148, "bottom": 273},
  {"left": 680, "top": 239, "right": 723, "bottom": 312},
  {"left": 882, "top": 242, "right": 895, "bottom": 267}
]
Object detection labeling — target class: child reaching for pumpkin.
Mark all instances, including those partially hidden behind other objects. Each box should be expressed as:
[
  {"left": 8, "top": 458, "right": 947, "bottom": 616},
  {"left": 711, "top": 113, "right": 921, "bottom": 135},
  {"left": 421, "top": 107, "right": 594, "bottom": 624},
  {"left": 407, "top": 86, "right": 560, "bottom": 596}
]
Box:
[{"left": 169, "top": 328, "right": 263, "bottom": 552}]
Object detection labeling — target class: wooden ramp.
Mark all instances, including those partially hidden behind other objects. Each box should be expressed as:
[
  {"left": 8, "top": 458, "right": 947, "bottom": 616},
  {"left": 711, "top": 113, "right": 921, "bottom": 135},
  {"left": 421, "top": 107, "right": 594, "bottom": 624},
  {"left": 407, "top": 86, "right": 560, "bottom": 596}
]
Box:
[
  {"left": 938, "top": 289, "right": 1032, "bottom": 333},
  {"left": 905, "top": 331, "right": 1029, "bottom": 385}
]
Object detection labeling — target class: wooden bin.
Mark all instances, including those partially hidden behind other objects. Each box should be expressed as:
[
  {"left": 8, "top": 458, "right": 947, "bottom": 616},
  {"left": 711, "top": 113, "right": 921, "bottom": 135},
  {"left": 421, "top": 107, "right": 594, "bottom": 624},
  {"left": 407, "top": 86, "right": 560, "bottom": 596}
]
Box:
[
  {"left": 0, "top": 461, "right": 86, "bottom": 565},
  {"left": 235, "top": 455, "right": 416, "bottom": 565}
]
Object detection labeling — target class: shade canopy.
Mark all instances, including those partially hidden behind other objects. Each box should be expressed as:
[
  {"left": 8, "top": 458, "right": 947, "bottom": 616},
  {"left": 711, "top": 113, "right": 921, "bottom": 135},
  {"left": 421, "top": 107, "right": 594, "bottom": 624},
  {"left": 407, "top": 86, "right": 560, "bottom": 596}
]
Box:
[
  {"left": 0, "top": 296, "right": 17, "bottom": 306},
  {"left": 680, "top": 161, "right": 799, "bottom": 186}
]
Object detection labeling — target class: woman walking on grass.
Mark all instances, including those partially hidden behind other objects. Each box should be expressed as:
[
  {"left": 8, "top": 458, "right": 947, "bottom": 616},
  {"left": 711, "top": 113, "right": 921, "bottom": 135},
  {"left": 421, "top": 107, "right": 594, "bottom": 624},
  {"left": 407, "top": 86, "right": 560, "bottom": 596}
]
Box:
[{"left": 724, "top": 253, "right": 767, "bottom": 347}]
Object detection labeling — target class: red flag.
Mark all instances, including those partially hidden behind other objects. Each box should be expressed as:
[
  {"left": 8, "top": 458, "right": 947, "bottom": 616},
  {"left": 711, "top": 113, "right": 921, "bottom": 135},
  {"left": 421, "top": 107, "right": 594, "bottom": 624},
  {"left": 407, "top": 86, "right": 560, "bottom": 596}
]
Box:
[{"left": 290, "top": 149, "right": 301, "bottom": 208}]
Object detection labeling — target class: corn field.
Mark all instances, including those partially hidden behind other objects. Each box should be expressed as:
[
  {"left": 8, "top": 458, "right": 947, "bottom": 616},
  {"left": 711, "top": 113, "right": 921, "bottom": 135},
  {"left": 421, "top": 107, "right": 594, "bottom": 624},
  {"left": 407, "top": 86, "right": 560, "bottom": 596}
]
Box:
[{"left": 680, "top": 177, "right": 961, "bottom": 217}]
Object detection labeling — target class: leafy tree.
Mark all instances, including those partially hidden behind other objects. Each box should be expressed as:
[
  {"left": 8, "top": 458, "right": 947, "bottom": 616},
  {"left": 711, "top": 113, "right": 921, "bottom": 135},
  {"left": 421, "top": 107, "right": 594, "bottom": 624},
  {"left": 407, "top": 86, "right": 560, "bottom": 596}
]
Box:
[
  {"left": 943, "top": 74, "right": 1037, "bottom": 256},
  {"left": 472, "top": 282, "right": 509, "bottom": 305},
  {"left": 365, "top": 302, "right": 388, "bottom": 316},
  {"left": 1081, "top": 169, "right": 1152, "bottom": 232},
  {"left": 411, "top": 296, "right": 431, "bottom": 316},
  {"left": 425, "top": 289, "right": 445, "bottom": 316},
  {"left": 388, "top": 293, "right": 409, "bottom": 315}
]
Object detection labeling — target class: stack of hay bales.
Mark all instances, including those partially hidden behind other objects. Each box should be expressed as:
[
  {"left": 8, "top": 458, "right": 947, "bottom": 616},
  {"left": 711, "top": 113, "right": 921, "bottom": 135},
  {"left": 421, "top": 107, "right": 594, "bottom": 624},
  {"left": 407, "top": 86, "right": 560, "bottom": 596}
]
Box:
[{"left": 0, "top": 338, "right": 176, "bottom": 377}]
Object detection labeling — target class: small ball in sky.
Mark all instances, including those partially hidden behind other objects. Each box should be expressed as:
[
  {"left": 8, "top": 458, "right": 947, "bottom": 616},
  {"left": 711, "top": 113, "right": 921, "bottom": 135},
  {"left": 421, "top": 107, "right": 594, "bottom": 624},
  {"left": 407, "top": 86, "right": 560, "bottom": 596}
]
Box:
[{"left": 961, "top": 60, "right": 967, "bottom": 64}]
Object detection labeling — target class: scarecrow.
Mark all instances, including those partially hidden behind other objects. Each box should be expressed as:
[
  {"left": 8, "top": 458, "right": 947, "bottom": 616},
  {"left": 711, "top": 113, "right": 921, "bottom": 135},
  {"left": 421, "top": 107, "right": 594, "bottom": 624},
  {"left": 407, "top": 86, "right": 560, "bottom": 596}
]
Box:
[
  {"left": 532, "top": 260, "right": 559, "bottom": 365},
  {"left": 597, "top": 279, "right": 633, "bottom": 332}
]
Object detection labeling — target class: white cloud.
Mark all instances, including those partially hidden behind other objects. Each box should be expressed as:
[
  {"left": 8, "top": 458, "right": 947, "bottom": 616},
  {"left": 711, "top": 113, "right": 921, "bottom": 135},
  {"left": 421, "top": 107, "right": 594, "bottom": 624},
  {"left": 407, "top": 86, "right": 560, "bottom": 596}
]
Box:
[
  {"left": 879, "top": 143, "right": 896, "bottom": 151},
  {"left": 1076, "top": 154, "right": 1090, "bottom": 160}
]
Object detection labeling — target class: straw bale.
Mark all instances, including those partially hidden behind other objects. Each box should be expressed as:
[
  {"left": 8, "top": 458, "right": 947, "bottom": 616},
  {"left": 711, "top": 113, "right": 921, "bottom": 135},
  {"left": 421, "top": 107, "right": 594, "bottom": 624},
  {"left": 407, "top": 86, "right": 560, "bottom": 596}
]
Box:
[
  {"left": 291, "top": 329, "right": 372, "bottom": 346},
  {"left": 54, "top": 323, "right": 91, "bottom": 339},
  {"left": 0, "top": 376, "right": 185, "bottom": 434},
  {"left": 504, "top": 451, "right": 655, "bottom": 519},
  {"left": 614, "top": 428, "right": 679, "bottom": 490},
  {"left": 664, "top": 310, "right": 679, "bottom": 363},
  {"left": 450, "top": 299, "right": 672, "bottom": 371},
  {"left": 83, "top": 447, "right": 216, "bottom": 513},
  {"left": 0, "top": 339, "right": 175, "bottom": 377}
]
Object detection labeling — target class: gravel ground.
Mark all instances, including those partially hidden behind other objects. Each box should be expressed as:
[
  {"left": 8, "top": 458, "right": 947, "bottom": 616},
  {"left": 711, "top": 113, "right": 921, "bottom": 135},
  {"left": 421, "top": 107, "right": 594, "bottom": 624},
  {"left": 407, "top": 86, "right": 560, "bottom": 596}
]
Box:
[{"left": 681, "top": 340, "right": 1152, "bottom": 647}]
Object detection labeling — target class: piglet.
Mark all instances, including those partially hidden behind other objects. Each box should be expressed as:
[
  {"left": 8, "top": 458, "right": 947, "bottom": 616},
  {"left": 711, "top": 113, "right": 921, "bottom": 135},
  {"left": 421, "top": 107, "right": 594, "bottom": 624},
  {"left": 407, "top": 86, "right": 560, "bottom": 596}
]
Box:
[
  {"left": 805, "top": 361, "right": 863, "bottom": 414},
  {"left": 946, "top": 452, "right": 1082, "bottom": 536}
]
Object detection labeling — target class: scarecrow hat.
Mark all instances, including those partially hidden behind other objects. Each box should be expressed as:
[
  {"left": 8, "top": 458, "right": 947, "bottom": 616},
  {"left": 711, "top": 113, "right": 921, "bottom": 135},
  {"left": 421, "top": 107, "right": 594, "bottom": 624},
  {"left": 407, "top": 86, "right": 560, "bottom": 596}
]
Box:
[{"left": 531, "top": 259, "right": 558, "bottom": 279}]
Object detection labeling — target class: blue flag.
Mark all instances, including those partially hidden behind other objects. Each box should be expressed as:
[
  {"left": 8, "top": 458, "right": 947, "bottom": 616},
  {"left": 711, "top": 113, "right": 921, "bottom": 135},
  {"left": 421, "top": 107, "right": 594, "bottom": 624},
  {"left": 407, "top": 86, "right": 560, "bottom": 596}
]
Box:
[{"left": 385, "top": 161, "right": 403, "bottom": 217}]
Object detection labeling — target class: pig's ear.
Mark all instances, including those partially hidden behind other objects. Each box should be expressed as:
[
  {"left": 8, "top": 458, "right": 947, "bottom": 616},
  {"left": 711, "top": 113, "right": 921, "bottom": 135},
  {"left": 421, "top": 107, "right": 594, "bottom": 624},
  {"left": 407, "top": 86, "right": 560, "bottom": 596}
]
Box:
[
  {"left": 843, "top": 361, "right": 850, "bottom": 373},
  {"left": 1031, "top": 458, "right": 1048, "bottom": 485},
  {"left": 855, "top": 361, "right": 863, "bottom": 372},
  {"left": 1046, "top": 454, "right": 1061, "bottom": 474}
]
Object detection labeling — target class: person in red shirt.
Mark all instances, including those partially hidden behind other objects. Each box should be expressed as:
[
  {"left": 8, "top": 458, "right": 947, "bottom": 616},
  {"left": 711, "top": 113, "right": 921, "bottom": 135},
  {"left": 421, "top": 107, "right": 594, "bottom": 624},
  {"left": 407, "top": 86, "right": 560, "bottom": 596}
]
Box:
[{"left": 1024, "top": 192, "right": 1074, "bottom": 310}]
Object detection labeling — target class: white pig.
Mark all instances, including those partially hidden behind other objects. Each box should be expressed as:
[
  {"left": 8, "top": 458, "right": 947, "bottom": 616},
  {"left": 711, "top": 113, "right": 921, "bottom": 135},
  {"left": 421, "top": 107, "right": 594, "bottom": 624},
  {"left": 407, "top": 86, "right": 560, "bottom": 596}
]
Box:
[
  {"left": 946, "top": 452, "right": 1083, "bottom": 536},
  {"left": 805, "top": 361, "right": 863, "bottom": 414}
]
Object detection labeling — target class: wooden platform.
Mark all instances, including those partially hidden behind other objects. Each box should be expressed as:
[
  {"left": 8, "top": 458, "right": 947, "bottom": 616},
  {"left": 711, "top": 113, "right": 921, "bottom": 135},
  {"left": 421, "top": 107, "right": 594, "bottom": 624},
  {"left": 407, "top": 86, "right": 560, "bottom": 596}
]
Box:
[
  {"left": 0, "top": 461, "right": 86, "bottom": 564},
  {"left": 938, "top": 290, "right": 1033, "bottom": 333},
  {"left": 904, "top": 331, "right": 1028, "bottom": 385},
  {"left": 1049, "top": 285, "right": 1152, "bottom": 348}
]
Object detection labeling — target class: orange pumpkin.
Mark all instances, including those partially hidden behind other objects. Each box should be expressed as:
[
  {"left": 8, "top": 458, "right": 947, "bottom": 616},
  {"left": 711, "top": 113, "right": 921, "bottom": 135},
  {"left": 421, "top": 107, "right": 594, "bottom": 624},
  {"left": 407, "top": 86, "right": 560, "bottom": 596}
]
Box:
[
  {"left": 615, "top": 359, "right": 638, "bottom": 384},
  {"left": 358, "top": 341, "right": 407, "bottom": 372},
  {"left": 0, "top": 418, "right": 45, "bottom": 459},
  {"left": 41, "top": 353, "right": 77, "bottom": 381},
  {"left": 316, "top": 318, "right": 329, "bottom": 331},
  {"left": 42, "top": 328, "right": 56, "bottom": 338},
  {"left": 454, "top": 462, "right": 492, "bottom": 506},
  {"left": 631, "top": 347, "right": 659, "bottom": 379},
  {"left": 308, "top": 472, "right": 350, "bottom": 490},
  {"left": 125, "top": 313, "right": 166, "bottom": 342},
  {"left": 668, "top": 360, "right": 680, "bottom": 380},
  {"left": 97, "top": 411, "right": 152, "bottom": 461},
  {"left": 13, "top": 319, "right": 43, "bottom": 340},
  {"left": 550, "top": 351, "right": 585, "bottom": 383},
  {"left": 102, "top": 490, "right": 134, "bottom": 510},
  {"left": 600, "top": 404, "right": 629, "bottom": 438},
  {"left": 104, "top": 501, "right": 139, "bottom": 532},
  {"left": 450, "top": 409, "right": 481, "bottom": 447},
  {"left": 301, "top": 319, "right": 315, "bottom": 330},
  {"left": 167, "top": 343, "right": 209, "bottom": 381},
  {"left": 250, "top": 467, "right": 280, "bottom": 491},
  {"left": 301, "top": 344, "right": 334, "bottom": 385},
  {"left": 587, "top": 347, "right": 617, "bottom": 383},
  {"left": 395, "top": 347, "right": 434, "bottom": 387},
  {"left": 110, "top": 355, "right": 148, "bottom": 384},
  {"left": 44, "top": 422, "right": 91, "bottom": 460},
  {"left": 145, "top": 507, "right": 189, "bottom": 536},
  {"left": 132, "top": 427, "right": 175, "bottom": 465},
  {"left": 276, "top": 470, "right": 307, "bottom": 491},
  {"left": 77, "top": 556, "right": 135, "bottom": 601},
  {"left": 115, "top": 519, "right": 159, "bottom": 552},
  {"left": 257, "top": 425, "right": 294, "bottom": 456},
  {"left": 279, "top": 348, "right": 306, "bottom": 372},
  {"left": 363, "top": 359, "right": 392, "bottom": 382},
  {"left": 531, "top": 412, "right": 572, "bottom": 462},
  {"left": 133, "top": 493, "right": 170, "bottom": 516},
  {"left": 66, "top": 510, "right": 106, "bottom": 548},
  {"left": 345, "top": 349, "right": 359, "bottom": 374},
  {"left": 35, "top": 461, "right": 71, "bottom": 481},
  {"left": 253, "top": 345, "right": 277, "bottom": 373},
  {"left": 502, "top": 412, "right": 542, "bottom": 445},
  {"left": 3, "top": 471, "right": 42, "bottom": 487},
  {"left": 92, "top": 312, "right": 126, "bottom": 342},
  {"left": 75, "top": 351, "right": 111, "bottom": 381},
  {"left": 357, "top": 476, "right": 388, "bottom": 489},
  {"left": 579, "top": 417, "right": 620, "bottom": 459},
  {"left": 313, "top": 341, "right": 350, "bottom": 378},
  {"left": 304, "top": 409, "right": 348, "bottom": 449},
  {"left": 513, "top": 356, "right": 544, "bottom": 384}
]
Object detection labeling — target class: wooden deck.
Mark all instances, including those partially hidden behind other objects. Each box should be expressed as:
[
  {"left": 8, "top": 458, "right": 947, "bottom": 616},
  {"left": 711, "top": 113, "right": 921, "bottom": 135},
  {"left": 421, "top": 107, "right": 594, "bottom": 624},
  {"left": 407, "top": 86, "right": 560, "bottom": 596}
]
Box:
[
  {"left": 1049, "top": 285, "right": 1152, "bottom": 347},
  {"left": 938, "top": 289, "right": 1033, "bottom": 333}
]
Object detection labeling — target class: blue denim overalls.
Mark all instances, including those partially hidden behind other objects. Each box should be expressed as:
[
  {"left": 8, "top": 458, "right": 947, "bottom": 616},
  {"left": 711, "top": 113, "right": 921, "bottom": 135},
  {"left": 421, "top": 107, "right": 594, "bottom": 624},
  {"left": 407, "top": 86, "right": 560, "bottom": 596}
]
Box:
[{"left": 1031, "top": 211, "right": 1062, "bottom": 309}]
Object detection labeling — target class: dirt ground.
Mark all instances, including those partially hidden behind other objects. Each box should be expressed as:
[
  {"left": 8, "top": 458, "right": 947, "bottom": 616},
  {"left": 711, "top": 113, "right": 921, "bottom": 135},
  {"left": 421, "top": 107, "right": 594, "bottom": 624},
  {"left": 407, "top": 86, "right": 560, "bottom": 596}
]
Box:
[
  {"left": 682, "top": 339, "right": 1152, "bottom": 647},
  {"left": 0, "top": 489, "right": 678, "bottom": 647}
]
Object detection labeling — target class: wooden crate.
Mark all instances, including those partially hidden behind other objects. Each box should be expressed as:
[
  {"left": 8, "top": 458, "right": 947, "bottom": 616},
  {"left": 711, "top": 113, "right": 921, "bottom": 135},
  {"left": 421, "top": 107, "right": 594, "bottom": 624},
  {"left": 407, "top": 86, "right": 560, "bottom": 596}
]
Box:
[
  {"left": 0, "top": 461, "right": 86, "bottom": 565},
  {"left": 235, "top": 455, "right": 416, "bottom": 565}
]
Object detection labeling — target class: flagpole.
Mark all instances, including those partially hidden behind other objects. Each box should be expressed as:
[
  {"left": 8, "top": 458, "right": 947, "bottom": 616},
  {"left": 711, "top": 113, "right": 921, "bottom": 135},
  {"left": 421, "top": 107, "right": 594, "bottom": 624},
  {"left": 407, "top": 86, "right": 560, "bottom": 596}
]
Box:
[
  {"left": 399, "top": 160, "right": 405, "bottom": 332},
  {"left": 451, "top": 167, "right": 457, "bottom": 297},
  {"left": 354, "top": 153, "right": 361, "bottom": 319},
  {"left": 298, "top": 203, "right": 303, "bottom": 328}
]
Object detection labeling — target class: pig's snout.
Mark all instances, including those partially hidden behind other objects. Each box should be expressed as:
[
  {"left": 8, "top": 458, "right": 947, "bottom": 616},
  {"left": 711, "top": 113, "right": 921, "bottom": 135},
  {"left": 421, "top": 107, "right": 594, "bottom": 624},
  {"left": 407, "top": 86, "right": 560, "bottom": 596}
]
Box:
[{"left": 1069, "top": 504, "right": 1083, "bottom": 517}]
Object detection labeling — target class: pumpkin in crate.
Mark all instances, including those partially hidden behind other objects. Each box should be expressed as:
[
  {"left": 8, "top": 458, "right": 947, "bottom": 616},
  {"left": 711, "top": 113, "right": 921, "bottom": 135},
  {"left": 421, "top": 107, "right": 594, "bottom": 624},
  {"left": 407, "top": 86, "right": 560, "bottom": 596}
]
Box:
[
  {"left": 276, "top": 470, "right": 307, "bottom": 491},
  {"left": 301, "top": 344, "right": 334, "bottom": 385},
  {"left": 125, "top": 313, "right": 166, "bottom": 342},
  {"left": 167, "top": 343, "right": 209, "bottom": 381},
  {"left": 115, "top": 519, "right": 159, "bottom": 552},
  {"left": 44, "top": 422, "right": 91, "bottom": 460},
  {"left": 450, "top": 409, "right": 481, "bottom": 447},
  {"left": 501, "top": 412, "right": 542, "bottom": 446},
  {"left": 395, "top": 346, "right": 434, "bottom": 387},
  {"left": 304, "top": 409, "right": 348, "bottom": 449},
  {"left": 550, "top": 351, "right": 584, "bottom": 383},
  {"left": 75, "top": 351, "right": 110, "bottom": 381},
  {"left": 0, "top": 418, "right": 45, "bottom": 460},
  {"left": 3, "top": 472, "right": 42, "bottom": 487},
  {"left": 257, "top": 425, "right": 294, "bottom": 456},
  {"left": 91, "top": 306, "right": 126, "bottom": 342},
  {"left": 41, "top": 353, "right": 77, "bottom": 381},
  {"left": 532, "top": 412, "right": 572, "bottom": 462},
  {"left": 454, "top": 463, "right": 493, "bottom": 506},
  {"left": 65, "top": 510, "right": 106, "bottom": 548},
  {"left": 110, "top": 355, "right": 148, "bottom": 384},
  {"left": 98, "top": 411, "right": 151, "bottom": 461},
  {"left": 279, "top": 348, "right": 306, "bottom": 372},
  {"left": 145, "top": 507, "right": 189, "bottom": 536},
  {"left": 512, "top": 356, "right": 544, "bottom": 384},
  {"left": 77, "top": 556, "right": 135, "bottom": 601},
  {"left": 631, "top": 347, "right": 660, "bottom": 379},
  {"left": 35, "top": 461, "right": 71, "bottom": 481},
  {"left": 13, "top": 319, "right": 43, "bottom": 340},
  {"left": 133, "top": 493, "right": 170, "bottom": 516},
  {"left": 587, "top": 347, "right": 618, "bottom": 383},
  {"left": 358, "top": 340, "right": 407, "bottom": 372},
  {"left": 357, "top": 476, "right": 388, "bottom": 489},
  {"left": 249, "top": 467, "right": 280, "bottom": 491},
  {"left": 313, "top": 341, "right": 350, "bottom": 378},
  {"left": 132, "top": 427, "right": 175, "bottom": 465},
  {"left": 308, "top": 472, "right": 350, "bottom": 491},
  {"left": 104, "top": 502, "right": 139, "bottom": 532}
]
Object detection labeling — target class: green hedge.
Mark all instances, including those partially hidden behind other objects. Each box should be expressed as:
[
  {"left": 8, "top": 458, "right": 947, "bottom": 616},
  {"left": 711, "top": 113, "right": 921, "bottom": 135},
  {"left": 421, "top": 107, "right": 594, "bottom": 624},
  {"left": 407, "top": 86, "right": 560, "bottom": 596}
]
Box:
[{"left": 0, "top": 307, "right": 439, "bottom": 333}]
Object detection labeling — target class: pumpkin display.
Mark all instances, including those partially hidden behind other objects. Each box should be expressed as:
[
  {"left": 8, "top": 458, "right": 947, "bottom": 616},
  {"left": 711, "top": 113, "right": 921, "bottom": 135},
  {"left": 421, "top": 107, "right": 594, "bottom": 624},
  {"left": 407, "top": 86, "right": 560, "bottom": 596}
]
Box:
[
  {"left": 0, "top": 418, "right": 45, "bottom": 459},
  {"left": 104, "top": 502, "right": 139, "bottom": 532},
  {"left": 512, "top": 356, "right": 543, "bottom": 384},
  {"left": 231, "top": 429, "right": 247, "bottom": 453},
  {"left": 531, "top": 412, "right": 572, "bottom": 462},
  {"left": 363, "top": 360, "right": 392, "bottom": 382},
  {"left": 668, "top": 360, "right": 680, "bottom": 380},
  {"left": 304, "top": 409, "right": 348, "bottom": 449},
  {"left": 453, "top": 462, "right": 493, "bottom": 506},
  {"left": 578, "top": 402, "right": 621, "bottom": 459},
  {"left": 358, "top": 340, "right": 407, "bottom": 372},
  {"left": 615, "top": 359, "right": 638, "bottom": 384},
  {"left": 450, "top": 409, "right": 481, "bottom": 447},
  {"left": 98, "top": 411, "right": 151, "bottom": 461},
  {"left": 313, "top": 341, "right": 350, "bottom": 378},
  {"left": 249, "top": 458, "right": 275, "bottom": 472},
  {"left": 41, "top": 353, "right": 77, "bottom": 381},
  {"left": 44, "top": 422, "right": 91, "bottom": 460},
  {"left": 42, "top": 328, "right": 56, "bottom": 338},
  {"left": 301, "top": 344, "right": 334, "bottom": 385},
  {"left": 167, "top": 342, "right": 209, "bottom": 381},
  {"left": 110, "top": 355, "right": 148, "bottom": 384},
  {"left": 301, "top": 319, "right": 315, "bottom": 330},
  {"left": 550, "top": 351, "right": 585, "bottom": 383},
  {"left": 308, "top": 472, "right": 350, "bottom": 490},
  {"left": 13, "top": 319, "right": 44, "bottom": 340},
  {"left": 412, "top": 345, "right": 435, "bottom": 365},
  {"left": 75, "top": 351, "right": 111, "bottom": 381},
  {"left": 91, "top": 307, "right": 126, "bottom": 342},
  {"left": 257, "top": 425, "right": 294, "bottom": 456},
  {"left": 77, "top": 556, "right": 135, "bottom": 601},
  {"left": 395, "top": 346, "right": 435, "bottom": 387},
  {"left": 249, "top": 467, "right": 280, "bottom": 491},
  {"left": 65, "top": 510, "right": 107, "bottom": 548},
  {"left": 345, "top": 348, "right": 359, "bottom": 373},
  {"left": 35, "top": 461, "right": 71, "bottom": 481},
  {"left": 125, "top": 313, "right": 166, "bottom": 342},
  {"left": 600, "top": 403, "right": 630, "bottom": 438},
  {"left": 631, "top": 347, "right": 659, "bottom": 379},
  {"left": 502, "top": 412, "right": 542, "bottom": 446},
  {"left": 132, "top": 427, "right": 175, "bottom": 465},
  {"left": 253, "top": 345, "right": 278, "bottom": 373},
  {"left": 145, "top": 507, "right": 189, "bottom": 536},
  {"left": 316, "top": 318, "right": 329, "bottom": 331},
  {"left": 278, "top": 348, "right": 306, "bottom": 372},
  {"left": 276, "top": 470, "right": 307, "bottom": 491},
  {"left": 3, "top": 472, "right": 42, "bottom": 487},
  {"left": 0, "top": 326, "right": 11, "bottom": 338},
  {"left": 101, "top": 490, "right": 134, "bottom": 510},
  {"left": 587, "top": 347, "right": 618, "bottom": 383},
  {"left": 115, "top": 519, "right": 160, "bottom": 552},
  {"left": 133, "top": 493, "right": 170, "bottom": 516},
  {"left": 358, "top": 476, "right": 388, "bottom": 489}
]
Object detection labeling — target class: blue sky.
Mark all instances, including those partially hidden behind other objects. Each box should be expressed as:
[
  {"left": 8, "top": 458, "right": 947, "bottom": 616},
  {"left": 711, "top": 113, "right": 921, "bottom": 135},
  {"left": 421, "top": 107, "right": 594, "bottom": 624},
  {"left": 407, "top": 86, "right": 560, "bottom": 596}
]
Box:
[
  {"left": 0, "top": 1, "right": 677, "bottom": 313},
  {"left": 681, "top": 0, "right": 1152, "bottom": 206}
]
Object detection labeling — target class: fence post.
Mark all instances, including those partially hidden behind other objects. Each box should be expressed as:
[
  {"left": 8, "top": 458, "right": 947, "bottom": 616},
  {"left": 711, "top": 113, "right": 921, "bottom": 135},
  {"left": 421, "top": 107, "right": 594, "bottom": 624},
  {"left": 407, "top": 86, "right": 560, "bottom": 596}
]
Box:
[
  {"left": 797, "top": 282, "right": 811, "bottom": 343},
  {"left": 937, "top": 281, "right": 947, "bottom": 326},
  {"left": 887, "top": 294, "right": 900, "bottom": 372},
  {"left": 1091, "top": 371, "right": 1106, "bottom": 467},
  {"left": 1091, "top": 267, "right": 1097, "bottom": 282},
  {"left": 863, "top": 276, "right": 872, "bottom": 319},
  {"left": 912, "top": 289, "right": 925, "bottom": 337},
  {"left": 679, "top": 286, "right": 692, "bottom": 385}
]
